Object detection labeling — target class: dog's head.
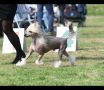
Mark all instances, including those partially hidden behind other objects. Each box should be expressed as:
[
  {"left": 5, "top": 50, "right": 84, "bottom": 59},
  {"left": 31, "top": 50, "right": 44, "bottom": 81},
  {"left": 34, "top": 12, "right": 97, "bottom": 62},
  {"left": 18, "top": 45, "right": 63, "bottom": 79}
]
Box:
[
  {"left": 65, "top": 21, "right": 75, "bottom": 34},
  {"left": 24, "top": 22, "right": 43, "bottom": 38},
  {"left": 65, "top": 21, "right": 73, "bottom": 31}
]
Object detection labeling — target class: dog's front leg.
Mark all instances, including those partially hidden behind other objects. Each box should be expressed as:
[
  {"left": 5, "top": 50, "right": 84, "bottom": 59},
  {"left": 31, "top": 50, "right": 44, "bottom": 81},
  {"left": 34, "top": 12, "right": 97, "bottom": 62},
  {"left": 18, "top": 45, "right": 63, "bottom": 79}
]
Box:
[
  {"left": 16, "top": 46, "right": 33, "bottom": 66},
  {"left": 35, "top": 54, "right": 44, "bottom": 65},
  {"left": 25, "top": 48, "right": 33, "bottom": 60}
]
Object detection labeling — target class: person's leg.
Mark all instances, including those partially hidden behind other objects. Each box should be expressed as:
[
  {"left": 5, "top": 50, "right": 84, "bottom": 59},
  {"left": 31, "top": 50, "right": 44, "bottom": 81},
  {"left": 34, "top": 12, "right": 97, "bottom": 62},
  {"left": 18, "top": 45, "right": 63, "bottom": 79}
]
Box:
[
  {"left": 59, "top": 5, "right": 65, "bottom": 25},
  {"left": 45, "top": 4, "right": 54, "bottom": 32},
  {"left": 2, "top": 20, "right": 26, "bottom": 64},
  {"left": 43, "top": 11, "right": 49, "bottom": 32},
  {"left": 37, "top": 4, "right": 44, "bottom": 29},
  {"left": 0, "top": 20, "right": 3, "bottom": 37}
]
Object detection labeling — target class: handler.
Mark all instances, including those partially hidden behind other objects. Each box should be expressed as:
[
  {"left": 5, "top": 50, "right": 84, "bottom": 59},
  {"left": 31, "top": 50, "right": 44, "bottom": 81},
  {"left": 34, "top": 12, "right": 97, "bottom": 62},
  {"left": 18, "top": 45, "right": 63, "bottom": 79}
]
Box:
[{"left": 0, "top": 4, "right": 26, "bottom": 64}]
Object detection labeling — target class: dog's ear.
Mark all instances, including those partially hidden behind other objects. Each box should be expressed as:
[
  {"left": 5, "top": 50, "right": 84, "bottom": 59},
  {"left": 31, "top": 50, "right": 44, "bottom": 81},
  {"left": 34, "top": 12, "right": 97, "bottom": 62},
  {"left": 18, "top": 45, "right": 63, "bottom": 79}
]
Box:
[
  {"left": 35, "top": 22, "right": 42, "bottom": 30},
  {"left": 68, "top": 22, "right": 75, "bottom": 34},
  {"left": 69, "top": 23, "right": 73, "bottom": 30}
]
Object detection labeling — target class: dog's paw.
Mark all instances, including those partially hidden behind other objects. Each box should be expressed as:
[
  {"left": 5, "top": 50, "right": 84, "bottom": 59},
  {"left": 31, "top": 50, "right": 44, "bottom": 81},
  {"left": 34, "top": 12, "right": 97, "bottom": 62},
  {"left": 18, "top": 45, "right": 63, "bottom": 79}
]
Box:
[
  {"left": 16, "top": 58, "right": 26, "bottom": 66},
  {"left": 69, "top": 55, "right": 76, "bottom": 66},
  {"left": 54, "top": 60, "right": 62, "bottom": 68},
  {"left": 35, "top": 60, "right": 44, "bottom": 65},
  {"left": 39, "top": 60, "right": 44, "bottom": 65}
]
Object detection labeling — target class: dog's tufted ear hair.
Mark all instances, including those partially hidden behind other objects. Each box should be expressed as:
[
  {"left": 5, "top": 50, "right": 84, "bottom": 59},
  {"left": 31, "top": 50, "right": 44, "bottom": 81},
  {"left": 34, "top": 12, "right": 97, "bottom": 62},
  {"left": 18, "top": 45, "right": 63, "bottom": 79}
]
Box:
[
  {"left": 25, "top": 26, "right": 30, "bottom": 32},
  {"left": 69, "top": 22, "right": 73, "bottom": 30},
  {"left": 35, "top": 22, "right": 43, "bottom": 32},
  {"left": 33, "top": 22, "right": 44, "bottom": 35},
  {"left": 35, "top": 21, "right": 38, "bottom": 26}
]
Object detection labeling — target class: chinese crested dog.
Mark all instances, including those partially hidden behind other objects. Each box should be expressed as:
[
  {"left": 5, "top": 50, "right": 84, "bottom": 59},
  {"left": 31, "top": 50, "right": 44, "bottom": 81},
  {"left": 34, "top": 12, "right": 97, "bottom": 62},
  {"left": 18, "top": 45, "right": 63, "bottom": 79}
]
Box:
[{"left": 16, "top": 22, "right": 76, "bottom": 68}]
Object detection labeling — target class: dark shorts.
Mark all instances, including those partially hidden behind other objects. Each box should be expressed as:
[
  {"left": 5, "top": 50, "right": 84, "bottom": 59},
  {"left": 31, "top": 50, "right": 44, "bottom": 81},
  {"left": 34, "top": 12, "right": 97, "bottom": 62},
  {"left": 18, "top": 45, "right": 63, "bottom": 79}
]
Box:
[{"left": 0, "top": 4, "right": 17, "bottom": 21}]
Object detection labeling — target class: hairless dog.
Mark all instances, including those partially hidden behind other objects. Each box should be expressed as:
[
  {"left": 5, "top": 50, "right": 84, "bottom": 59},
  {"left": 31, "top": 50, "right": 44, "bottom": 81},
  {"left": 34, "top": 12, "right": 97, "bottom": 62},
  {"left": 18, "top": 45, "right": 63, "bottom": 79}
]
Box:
[{"left": 16, "top": 22, "right": 76, "bottom": 68}]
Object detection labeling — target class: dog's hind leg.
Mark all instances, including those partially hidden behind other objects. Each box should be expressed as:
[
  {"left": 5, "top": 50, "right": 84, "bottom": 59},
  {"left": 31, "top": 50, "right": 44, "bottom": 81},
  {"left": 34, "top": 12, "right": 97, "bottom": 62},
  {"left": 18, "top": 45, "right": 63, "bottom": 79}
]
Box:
[
  {"left": 63, "top": 51, "right": 76, "bottom": 66},
  {"left": 63, "top": 51, "right": 69, "bottom": 57},
  {"left": 35, "top": 54, "right": 44, "bottom": 65}
]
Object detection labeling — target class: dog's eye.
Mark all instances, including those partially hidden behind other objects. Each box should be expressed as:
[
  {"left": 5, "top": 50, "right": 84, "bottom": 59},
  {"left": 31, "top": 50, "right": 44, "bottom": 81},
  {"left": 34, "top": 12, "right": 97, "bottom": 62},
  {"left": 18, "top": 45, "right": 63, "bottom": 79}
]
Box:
[{"left": 29, "top": 31, "right": 32, "bottom": 33}]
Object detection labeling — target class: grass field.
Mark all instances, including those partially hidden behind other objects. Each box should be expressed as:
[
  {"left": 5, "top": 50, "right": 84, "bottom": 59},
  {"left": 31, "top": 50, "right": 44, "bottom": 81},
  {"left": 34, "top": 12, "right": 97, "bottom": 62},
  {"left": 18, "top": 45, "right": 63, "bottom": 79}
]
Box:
[
  {"left": 87, "top": 4, "right": 104, "bottom": 15},
  {"left": 0, "top": 16, "right": 104, "bottom": 86}
]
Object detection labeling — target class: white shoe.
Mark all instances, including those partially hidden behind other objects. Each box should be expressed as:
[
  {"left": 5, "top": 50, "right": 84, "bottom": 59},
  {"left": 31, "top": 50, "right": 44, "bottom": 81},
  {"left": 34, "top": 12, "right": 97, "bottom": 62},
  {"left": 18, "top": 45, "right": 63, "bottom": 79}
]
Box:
[
  {"left": 16, "top": 58, "right": 26, "bottom": 66},
  {"left": 54, "top": 60, "right": 62, "bottom": 68}
]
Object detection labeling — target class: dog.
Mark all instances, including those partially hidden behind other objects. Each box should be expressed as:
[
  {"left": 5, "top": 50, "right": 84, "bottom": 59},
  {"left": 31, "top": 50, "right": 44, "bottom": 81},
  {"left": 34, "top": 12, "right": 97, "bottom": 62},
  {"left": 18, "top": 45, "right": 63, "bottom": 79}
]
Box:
[{"left": 16, "top": 22, "right": 76, "bottom": 68}]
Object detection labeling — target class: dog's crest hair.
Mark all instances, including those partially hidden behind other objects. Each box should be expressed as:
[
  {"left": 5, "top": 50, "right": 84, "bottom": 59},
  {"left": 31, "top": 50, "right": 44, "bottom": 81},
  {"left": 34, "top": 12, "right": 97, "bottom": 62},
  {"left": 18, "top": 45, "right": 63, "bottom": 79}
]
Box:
[
  {"left": 26, "top": 22, "right": 43, "bottom": 35},
  {"left": 26, "top": 22, "right": 48, "bottom": 45}
]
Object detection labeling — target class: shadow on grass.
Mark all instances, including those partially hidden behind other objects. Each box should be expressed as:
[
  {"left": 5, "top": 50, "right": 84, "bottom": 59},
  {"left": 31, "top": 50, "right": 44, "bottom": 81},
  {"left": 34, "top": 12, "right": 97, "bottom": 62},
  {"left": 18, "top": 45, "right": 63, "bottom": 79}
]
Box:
[
  {"left": 62, "top": 64, "right": 77, "bottom": 68},
  {"left": 77, "top": 56, "right": 104, "bottom": 60},
  {"left": 82, "top": 25, "right": 104, "bottom": 28},
  {"left": 77, "top": 47, "right": 104, "bottom": 51}
]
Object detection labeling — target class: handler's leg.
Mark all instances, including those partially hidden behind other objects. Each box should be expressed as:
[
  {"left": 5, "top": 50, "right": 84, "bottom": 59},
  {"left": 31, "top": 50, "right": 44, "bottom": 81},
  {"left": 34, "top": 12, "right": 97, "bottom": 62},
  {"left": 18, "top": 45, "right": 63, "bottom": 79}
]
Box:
[
  {"left": 2, "top": 20, "right": 26, "bottom": 64},
  {"left": 16, "top": 47, "right": 33, "bottom": 66}
]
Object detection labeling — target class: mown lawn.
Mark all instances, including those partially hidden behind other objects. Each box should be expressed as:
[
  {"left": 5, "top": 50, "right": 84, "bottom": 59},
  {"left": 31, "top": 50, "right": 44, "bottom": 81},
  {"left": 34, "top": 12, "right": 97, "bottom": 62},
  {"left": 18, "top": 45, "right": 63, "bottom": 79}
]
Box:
[
  {"left": 87, "top": 4, "right": 104, "bottom": 15},
  {"left": 0, "top": 16, "right": 104, "bottom": 86}
]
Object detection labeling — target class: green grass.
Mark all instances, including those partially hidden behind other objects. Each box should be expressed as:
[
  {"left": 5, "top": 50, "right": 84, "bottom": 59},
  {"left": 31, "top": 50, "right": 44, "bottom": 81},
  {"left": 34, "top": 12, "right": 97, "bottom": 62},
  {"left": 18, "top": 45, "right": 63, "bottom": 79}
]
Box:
[
  {"left": 87, "top": 4, "right": 104, "bottom": 15},
  {"left": 1, "top": 16, "right": 104, "bottom": 86}
]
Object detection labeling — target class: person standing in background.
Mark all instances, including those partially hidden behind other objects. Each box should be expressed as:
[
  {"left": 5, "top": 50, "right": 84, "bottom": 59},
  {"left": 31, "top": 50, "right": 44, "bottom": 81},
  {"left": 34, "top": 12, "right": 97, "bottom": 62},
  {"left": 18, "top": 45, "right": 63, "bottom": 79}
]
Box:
[
  {"left": 37, "top": 4, "right": 55, "bottom": 35},
  {"left": 58, "top": 4, "right": 66, "bottom": 25},
  {"left": 16, "top": 4, "right": 30, "bottom": 20},
  {"left": 0, "top": 20, "right": 3, "bottom": 37}
]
